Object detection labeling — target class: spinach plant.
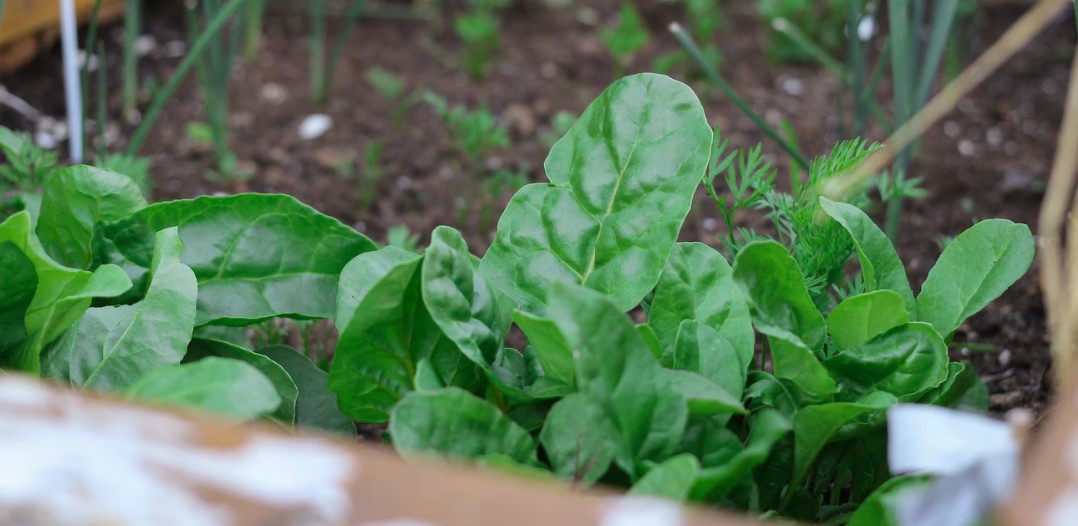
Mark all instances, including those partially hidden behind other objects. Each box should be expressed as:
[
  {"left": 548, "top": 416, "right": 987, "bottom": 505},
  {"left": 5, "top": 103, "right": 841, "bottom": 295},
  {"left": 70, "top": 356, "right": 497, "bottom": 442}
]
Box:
[
  {"left": 455, "top": 0, "right": 511, "bottom": 79},
  {"left": 333, "top": 74, "right": 1033, "bottom": 522},
  {"left": 0, "top": 74, "right": 1033, "bottom": 523},
  {"left": 600, "top": 2, "right": 649, "bottom": 77},
  {"left": 422, "top": 91, "right": 513, "bottom": 224}
]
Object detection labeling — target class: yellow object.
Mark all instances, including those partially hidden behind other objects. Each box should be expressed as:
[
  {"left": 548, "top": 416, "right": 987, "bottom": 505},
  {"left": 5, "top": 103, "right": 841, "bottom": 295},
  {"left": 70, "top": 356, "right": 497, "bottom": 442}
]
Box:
[{"left": 0, "top": 0, "right": 125, "bottom": 73}]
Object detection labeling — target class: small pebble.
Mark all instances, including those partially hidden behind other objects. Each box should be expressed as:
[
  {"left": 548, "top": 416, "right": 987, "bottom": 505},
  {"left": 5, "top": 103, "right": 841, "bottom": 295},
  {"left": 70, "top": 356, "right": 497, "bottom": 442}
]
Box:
[
  {"left": 134, "top": 35, "right": 157, "bottom": 57},
  {"left": 986, "top": 127, "right": 1004, "bottom": 147},
  {"left": 702, "top": 217, "right": 718, "bottom": 231},
  {"left": 780, "top": 77, "right": 804, "bottom": 96},
  {"left": 998, "top": 349, "right": 1012, "bottom": 367},
  {"left": 957, "top": 139, "right": 976, "bottom": 157},
  {"left": 260, "top": 83, "right": 288, "bottom": 105},
  {"left": 576, "top": 7, "right": 599, "bottom": 25},
  {"left": 857, "top": 16, "right": 876, "bottom": 41},
  {"left": 164, "top": 40, "right": 187, "bottom": 58},
  {"left": 944, "top": 121, "right": 961, "bottom": 139},
  {"left": 298, "top": 114, "right": 332, "bottom": 140}
]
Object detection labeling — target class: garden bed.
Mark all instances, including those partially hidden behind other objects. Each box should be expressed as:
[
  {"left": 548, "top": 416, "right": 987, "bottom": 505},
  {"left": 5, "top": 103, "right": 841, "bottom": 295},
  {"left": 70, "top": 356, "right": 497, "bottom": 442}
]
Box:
[{"left": 0, "top": 0, "right": 1069, "bottom": 420}]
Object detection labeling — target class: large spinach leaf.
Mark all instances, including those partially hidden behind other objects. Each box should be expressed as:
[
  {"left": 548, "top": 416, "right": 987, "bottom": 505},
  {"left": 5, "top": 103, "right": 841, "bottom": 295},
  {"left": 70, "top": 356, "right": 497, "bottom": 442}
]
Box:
[{"left": 481, "top": 73, "right": 712, "bottom": 313}]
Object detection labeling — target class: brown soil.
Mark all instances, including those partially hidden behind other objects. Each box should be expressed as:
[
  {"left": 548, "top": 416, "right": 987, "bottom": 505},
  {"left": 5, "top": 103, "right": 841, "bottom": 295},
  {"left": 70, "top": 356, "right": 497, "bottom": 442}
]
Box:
[{"left": 1, "top": 0, "right": 1072, "bottom": 415}]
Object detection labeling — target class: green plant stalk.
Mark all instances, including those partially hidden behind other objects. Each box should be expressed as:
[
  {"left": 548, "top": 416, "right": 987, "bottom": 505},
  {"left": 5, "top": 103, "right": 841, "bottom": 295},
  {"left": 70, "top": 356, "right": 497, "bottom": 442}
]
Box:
[
  {"left": 243, "top": 0, "right": 265, "bottom": 61},
  {"left": 848, "top": 1, "right": 867, "bottom": 137},
  {"left": 325, "top": 0, "right": 368, "bottom": 96},
  {"left": 310, "top": 0, "right": 328, "bottom": 104},
  {"left": 670, "top": 23, "right": 811, "bottom": 171},
  {"left": 96, "top": 43, "right": 108, "bottom": 159},
  {"left": 915, "top": 0, "right": 962, "bottom": 109},
  {"left": 80, "top": 0, "right": 106, "bottom": 159},
  {"left": 772, "top": 18, "right": 847, "bottom": 79},
  {"left": 123, "top": 0, "right": 142, "bottom": 119},
  {"left": 127, "top": 0, "right": 247, "bottom": 156},
  {"left": 885, "top": 0, "right": 913, "bottom": 241},
  {"left": 0, "top": 0, "right": 6, "bottom": 28},
  {"left": 885, "top": 0, "right": 961, "bottom": 241}
]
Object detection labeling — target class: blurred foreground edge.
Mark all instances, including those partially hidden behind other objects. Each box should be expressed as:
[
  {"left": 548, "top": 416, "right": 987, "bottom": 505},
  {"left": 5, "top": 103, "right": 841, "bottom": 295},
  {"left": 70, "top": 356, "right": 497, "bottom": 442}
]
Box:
[
  {"left": 1004, "top": 366, "right": 1078, "bottom": 526},
  {"left": 0, "top": 374, "right": 762, "bottom": 526}
]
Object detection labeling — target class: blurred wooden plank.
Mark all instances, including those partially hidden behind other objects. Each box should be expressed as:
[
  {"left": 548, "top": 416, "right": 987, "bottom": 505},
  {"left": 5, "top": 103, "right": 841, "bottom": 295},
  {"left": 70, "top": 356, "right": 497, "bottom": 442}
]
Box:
[
  {"left": 1001, "top": 367, "right": 1078, "bottom": 525},
  {"left": 0, "top": 374, "right": 764, "bottom": 526},
  {"left": 0, "top": 0, "right": 124, "bottom": 73}
]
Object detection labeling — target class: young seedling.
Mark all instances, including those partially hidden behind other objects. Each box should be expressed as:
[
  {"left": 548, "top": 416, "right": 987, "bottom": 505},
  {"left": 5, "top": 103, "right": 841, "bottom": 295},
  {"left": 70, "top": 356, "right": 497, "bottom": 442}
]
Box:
[
  {"left": 387, "top": 225, "right": 421, "bottom": 253},
  {"left": 455, "top": 11, "right": 501, "bottom": 79},
  {"left": 652, "top": 0, "right": 725, "bottom": 76},
  {"left": 539, "top": 110, "right": 576, "bottom": 149},
  {"left": 599, "top": 2, "right": 648, "bottom": 77},
  {"left": 366, "top": 68, "right": 417, "bottom": 127}
]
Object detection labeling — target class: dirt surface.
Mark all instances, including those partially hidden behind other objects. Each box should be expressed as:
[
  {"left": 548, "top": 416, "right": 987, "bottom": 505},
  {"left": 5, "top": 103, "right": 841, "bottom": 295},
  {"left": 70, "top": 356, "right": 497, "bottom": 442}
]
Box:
[{"left": 2, "top": 0, "right": 1073, "bottom": 415}]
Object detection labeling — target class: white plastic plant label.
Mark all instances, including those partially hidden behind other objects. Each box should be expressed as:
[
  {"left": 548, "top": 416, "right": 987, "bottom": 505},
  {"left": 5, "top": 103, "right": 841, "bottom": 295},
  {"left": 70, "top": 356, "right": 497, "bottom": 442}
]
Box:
[{"left": 887, "top": 404, "right": 1021, "bottom": 526}]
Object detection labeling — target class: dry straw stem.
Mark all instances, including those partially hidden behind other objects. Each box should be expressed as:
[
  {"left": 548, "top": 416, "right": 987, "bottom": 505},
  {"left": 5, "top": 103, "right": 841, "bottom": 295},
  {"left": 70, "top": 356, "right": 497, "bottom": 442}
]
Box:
[
  {"left": 819, "top": 0, "right": 1073, "bottom": 201},
  {"left": 1039, "top": 43, "right": 1078, "bottom": 385}
]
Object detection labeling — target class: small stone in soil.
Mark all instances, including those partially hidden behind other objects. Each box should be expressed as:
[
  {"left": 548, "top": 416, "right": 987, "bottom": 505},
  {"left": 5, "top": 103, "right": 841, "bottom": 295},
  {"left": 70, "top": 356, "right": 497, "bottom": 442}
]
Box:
[{"left": 298, "top": 114, "right": 333, "bottom": 140}]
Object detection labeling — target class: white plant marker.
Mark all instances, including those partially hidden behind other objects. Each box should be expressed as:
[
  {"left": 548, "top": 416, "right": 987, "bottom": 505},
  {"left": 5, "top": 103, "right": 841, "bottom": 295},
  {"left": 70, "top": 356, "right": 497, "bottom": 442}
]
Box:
[
  {"left": 887, "top": 404, "right": 1021, "bottom": 526},
  {"left": 59, "top": 0, "right": 83, "bottom": 162}
]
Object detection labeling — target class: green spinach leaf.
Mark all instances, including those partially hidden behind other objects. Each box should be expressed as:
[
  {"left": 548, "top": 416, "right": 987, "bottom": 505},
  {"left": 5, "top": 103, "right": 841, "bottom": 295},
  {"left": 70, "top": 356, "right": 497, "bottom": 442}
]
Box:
[
  {"left": 98, "top": 194, "right": 376, "bottom": 325},
  {"left": 827, "top": 290, "right": 909, "bottom": 350},
  {"left": 37, "top": 165, "right": 146, "bottom": 269},
  {"left": 256, "top": 344, "right": 357, "bottom": 436},
  {"left": 185, "top": 338, "right": 298, "bottom": 424},
  {"left": 390, "top": 387, "right": 538, "bottom": 465},
  {"left": 125, "top": 356, "right": 281, "bottom": 420},
  {"left": 917, "top": 219, "right": 1035, "bottom": 337},
  {"left": 481, "top": 73, "right": 712, "bottom": 312}
]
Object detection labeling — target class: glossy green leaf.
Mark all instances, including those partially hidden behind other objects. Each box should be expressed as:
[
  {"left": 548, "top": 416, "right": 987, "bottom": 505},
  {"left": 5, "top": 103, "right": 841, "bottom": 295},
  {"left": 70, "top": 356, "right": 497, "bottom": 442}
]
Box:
[
  {"left": 422, "top": 226, "right": 512, "bottom": 386},
  {"left": 677, "top": 416, "right": 742, "bottom": 469},
  {"left": 636, "top": 323, "right": 663, "bottom": 359},
  {"left": 733, "top": 241, "right": 834, "bottom": 398},
  {"left": 125, "top": 357, "right": 281, "bottom": 420},
  {"left": 330, "top": 247, "right": 479, "bottom": 423},
  {"left": 0, "top": 242, "right": 37, "bottom": 364},
  {"left": 827, "top": 290, "right": 909, "bottom": 350},
  {"left": 733, "top": 241, "right": 825, "bottom": 351},
  {"left": 824, "top": 322, "right": 948, "bottom": 401},
  {"left": 690, "top": 409, "right": 791, "bottom": 501},
  {"left": 672, "top": 320, "right": 746, "bottom": 397},
  {"left": 389, "top": 387, "right": 538, "bottom": 465},
  {"left": 774, "top": 338, "right": 838, "bottom": 400},
  {"left": 664, "top": 369, "right": 745, "bottom": 416},
  {"left": 514, "top": 310, "right": 575, "bottom": 386},
  {"left": 480, "top": 73, "right": 712, "bottom": 313},
  {"left": 76, "top": 228, "right": 197, "bottom": 392},
  {"left": 651, "top": 242, "right": 754, "bottom": 367},
  {"left": 185, "top": 338, "right": 298, "bottom": 424},
  {"left": 547, "top": 283, "right": 688, "bottom": 476},
  {"left": 98, "top": 194, "right": 376, "bottom": 325},
  {"left": 630, "top": 454, "right": 700, "bottom": 501},
  {"left": 0, "top": 212, "right": 131, "bottom": 372},
  {"left": 539, "top": 393, "right": 619, "bottom": 485},
  {"left": 819, "top": 197, "right": 916, "bottom": 316},
  {"left": 256, "top": 345, "right": 356, "bottom": 436},
  {"left": 917, "top": 219, "right": 1035, "bottom": 337},
  {"left": 414, "top": 358, "right": 446, "bottom": 391},
  {"left": 847, "top": 474, "right": 933, "bottom": 526},
  {"left": 790, "top": 391, "right": 897, "bottom": 492},
  {"left": 918, "top": 361, "right": 988, "bottom": 412},
  {"left": 42, "top": 306, "right": 133, "bottom": 384},
  {"left": 37, "top": 165, "right": 147, "bottom": 269}
]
